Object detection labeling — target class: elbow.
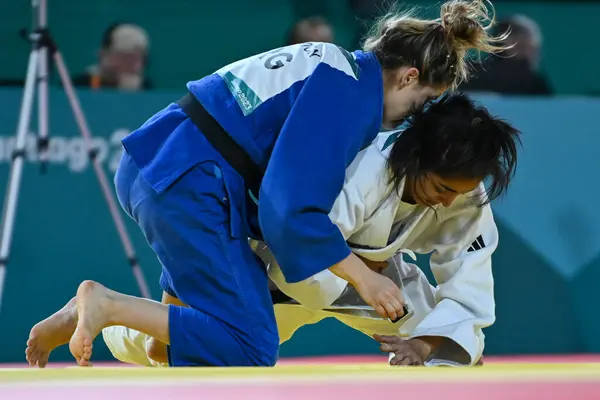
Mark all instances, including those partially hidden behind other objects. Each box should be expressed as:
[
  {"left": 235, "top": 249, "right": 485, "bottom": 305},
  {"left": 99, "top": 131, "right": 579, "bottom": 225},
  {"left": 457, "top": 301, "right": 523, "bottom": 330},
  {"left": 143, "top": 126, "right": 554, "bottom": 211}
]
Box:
[{"left": 483, "top": 310, "right": 496, "bottom": 327}]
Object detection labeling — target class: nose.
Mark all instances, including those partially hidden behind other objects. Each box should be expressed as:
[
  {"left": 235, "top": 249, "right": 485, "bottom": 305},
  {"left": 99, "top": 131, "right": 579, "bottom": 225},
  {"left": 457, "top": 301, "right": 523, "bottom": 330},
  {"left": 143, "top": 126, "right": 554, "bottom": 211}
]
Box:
[{"left": 441, "top": 193, "right": 458, "bottom": 207}]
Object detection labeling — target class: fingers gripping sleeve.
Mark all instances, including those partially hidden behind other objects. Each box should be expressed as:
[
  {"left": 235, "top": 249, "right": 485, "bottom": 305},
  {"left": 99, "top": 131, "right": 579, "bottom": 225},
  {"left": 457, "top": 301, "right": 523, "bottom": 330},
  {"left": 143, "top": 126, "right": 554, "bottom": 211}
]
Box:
[
  {"left": 259, "top": 61, "right": 377, "bottom": 283},
  {"left": 409, "top": 205, "right": 498, "bottom": 366}
]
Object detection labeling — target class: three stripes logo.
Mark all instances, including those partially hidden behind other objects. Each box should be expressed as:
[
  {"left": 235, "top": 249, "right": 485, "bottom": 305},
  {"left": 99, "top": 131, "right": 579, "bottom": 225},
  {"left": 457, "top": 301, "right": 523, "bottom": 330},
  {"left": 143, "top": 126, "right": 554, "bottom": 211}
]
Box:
[{"left": 467, "top": 235, "right": 486, "bottom": 253}]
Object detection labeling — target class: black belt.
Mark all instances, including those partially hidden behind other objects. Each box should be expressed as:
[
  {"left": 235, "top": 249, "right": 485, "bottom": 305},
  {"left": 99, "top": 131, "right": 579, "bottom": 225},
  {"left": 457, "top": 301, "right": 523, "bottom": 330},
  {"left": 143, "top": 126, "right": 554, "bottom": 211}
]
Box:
[{"left": 177, "top": 92, "right": 263, "bottom": 202}]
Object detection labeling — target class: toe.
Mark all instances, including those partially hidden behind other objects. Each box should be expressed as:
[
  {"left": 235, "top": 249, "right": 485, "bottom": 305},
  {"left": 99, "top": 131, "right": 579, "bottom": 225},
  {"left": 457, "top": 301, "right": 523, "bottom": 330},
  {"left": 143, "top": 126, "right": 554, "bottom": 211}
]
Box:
[{"left": 26, "top": 348, "right": 38, "bottom": 366}]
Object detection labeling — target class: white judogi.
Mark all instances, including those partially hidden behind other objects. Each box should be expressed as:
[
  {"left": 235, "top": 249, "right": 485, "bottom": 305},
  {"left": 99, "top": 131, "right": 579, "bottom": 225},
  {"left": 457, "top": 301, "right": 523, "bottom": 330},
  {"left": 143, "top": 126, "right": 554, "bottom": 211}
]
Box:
[{"left": 102, "top": 130, "right": 497, "bottom": 367}]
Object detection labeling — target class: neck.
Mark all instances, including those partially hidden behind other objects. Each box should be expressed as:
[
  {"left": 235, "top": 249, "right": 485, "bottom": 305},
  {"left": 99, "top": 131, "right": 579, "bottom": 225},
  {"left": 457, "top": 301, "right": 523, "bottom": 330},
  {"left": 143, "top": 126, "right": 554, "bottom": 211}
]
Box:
[
  {"left": 381, "top": 68, "right": 396, "bottom": 97},
  {"left": 400, "top": 177, "right": 417, "bottom": 204},
  {"left": 381, "top": 70, "right": 396, "bottom": 129}
]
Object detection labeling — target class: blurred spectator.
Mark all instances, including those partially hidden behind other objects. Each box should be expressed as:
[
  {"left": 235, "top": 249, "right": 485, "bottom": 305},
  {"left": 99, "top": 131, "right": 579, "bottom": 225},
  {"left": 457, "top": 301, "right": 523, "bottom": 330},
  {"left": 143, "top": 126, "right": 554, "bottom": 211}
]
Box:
[
  {"left": 461, "top": 15, "right": 553, "bottom": 96},
  {"left": 73, "top": 23, "right": 152, "bottom": 91},
  {"left": 287, "top": 17, "right": 334, "bottom": 45}
]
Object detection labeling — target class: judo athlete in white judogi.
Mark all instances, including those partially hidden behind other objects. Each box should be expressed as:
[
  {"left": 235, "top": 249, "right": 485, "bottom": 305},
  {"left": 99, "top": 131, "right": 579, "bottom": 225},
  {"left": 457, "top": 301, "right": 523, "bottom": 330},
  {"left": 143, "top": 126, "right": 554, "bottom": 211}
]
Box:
[{"left": 99, "top": 93, "right": 521, "bottom": 367}]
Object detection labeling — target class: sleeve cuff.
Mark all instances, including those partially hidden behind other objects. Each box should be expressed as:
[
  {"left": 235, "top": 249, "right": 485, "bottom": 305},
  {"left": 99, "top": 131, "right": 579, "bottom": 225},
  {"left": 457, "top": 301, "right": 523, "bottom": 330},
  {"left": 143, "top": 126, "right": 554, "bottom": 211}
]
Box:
[
  {"left": 279, "top": 238, "right": 351, "bottom": 283},
  {"left": 272, "top": 268, "right": 349, "bottom": 310},
  {"left": 408, "top": 325, "right": 484, "bottom": 366}
]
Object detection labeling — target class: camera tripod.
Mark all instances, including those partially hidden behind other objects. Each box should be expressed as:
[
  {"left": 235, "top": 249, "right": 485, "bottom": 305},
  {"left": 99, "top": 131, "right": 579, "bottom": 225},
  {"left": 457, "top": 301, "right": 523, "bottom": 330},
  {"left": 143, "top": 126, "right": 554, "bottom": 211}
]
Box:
[{"left": 0, "top": 0, "right": 151, "bottom": 310}]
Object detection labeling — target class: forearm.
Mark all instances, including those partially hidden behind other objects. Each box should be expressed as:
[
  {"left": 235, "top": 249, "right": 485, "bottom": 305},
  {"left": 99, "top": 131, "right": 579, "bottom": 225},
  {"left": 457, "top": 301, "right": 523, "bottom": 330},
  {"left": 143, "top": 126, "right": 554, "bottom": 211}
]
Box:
[
  {"left": 328, "top": 252, "right": 371, "bottom": 286},
  {"left": 260, "top": 192, "right": 354, "bottom": 283}
]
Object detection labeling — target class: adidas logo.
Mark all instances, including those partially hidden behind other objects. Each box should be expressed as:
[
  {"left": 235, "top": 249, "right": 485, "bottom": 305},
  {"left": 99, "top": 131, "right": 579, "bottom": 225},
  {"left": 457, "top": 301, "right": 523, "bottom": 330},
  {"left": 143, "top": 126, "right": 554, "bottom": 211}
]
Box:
[{"left": 467, "top": 235, "right": 485, "bottom": 252}]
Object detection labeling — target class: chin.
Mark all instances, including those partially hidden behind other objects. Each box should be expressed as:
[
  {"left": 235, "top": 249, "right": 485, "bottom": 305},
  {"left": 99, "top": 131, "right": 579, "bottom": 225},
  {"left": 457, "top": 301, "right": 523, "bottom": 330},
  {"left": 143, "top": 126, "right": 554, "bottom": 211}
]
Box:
[
  {"left": 381, "top": 120, "right": 396, "bottom": 130},
  {"left": 382, "top": 118, "right": 406, "bottom": 130}
]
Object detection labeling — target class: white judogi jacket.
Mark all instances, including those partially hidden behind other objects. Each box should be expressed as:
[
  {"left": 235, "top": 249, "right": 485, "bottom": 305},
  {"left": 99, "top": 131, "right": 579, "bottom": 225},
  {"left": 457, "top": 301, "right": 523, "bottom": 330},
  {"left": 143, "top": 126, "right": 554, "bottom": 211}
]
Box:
[
  {"left": 102, "top": 130, "right": 497, "bottom": 367},
  {"left": 261, "top": 130, "right": 498, "bottom": 366}
]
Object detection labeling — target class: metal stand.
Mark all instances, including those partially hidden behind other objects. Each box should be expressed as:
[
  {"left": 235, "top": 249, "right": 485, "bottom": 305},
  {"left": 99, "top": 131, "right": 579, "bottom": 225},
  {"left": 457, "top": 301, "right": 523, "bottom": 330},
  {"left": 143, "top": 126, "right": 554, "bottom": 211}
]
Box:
[{"left": 0, "top": 0, "right": 151, "bottom": 310}]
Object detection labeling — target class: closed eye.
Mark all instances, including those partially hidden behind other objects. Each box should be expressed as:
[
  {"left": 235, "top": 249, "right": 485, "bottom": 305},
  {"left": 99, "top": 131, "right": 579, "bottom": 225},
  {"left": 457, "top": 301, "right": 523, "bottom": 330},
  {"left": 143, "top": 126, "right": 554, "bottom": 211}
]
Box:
[{"left": 439, "top": 183, "right": 458, "bottom": 193}]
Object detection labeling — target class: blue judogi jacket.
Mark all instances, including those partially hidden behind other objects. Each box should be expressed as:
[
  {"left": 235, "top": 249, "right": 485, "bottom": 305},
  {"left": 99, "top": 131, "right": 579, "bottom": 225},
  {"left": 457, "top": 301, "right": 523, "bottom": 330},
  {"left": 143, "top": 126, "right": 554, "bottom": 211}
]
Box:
[{"left": 122, "top": 43, "right": 383, "bottom": 283}]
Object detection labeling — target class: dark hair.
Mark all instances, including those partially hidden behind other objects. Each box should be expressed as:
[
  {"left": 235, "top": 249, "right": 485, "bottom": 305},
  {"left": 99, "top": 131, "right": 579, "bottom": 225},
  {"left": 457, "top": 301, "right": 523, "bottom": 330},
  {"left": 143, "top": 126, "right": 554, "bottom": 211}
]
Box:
[
  {"left": 387, "top": 92, "right": 520, "bottom": 205},
  {"left": 363, "top": 0, "right": 509, "bottom": 89}
]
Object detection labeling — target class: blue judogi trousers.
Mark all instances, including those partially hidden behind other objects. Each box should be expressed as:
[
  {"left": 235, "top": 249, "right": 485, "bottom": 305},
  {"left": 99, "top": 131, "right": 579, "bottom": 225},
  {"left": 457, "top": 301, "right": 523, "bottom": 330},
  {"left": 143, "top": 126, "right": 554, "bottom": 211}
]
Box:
[{"left": 113, "top": 119, "right": 279, "bottom": 366}]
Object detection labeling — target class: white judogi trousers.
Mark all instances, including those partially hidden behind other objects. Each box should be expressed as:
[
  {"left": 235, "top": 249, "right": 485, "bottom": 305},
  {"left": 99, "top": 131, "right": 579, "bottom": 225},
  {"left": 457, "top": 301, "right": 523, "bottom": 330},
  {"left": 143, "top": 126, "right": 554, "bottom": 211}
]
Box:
[{"left": 102, "top": 257, "right": 477, "bottom": 367}]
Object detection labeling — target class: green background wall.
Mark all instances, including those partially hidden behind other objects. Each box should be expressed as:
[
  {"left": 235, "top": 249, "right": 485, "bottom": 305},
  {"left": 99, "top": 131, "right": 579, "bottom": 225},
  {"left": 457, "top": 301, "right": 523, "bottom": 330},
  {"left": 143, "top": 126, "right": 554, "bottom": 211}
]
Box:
[
  {"left": 1, "top": 1, "right": 600, "bottom": 95},
  {"left": 0, "top": 88, "right": 598, "bottom": 363}
]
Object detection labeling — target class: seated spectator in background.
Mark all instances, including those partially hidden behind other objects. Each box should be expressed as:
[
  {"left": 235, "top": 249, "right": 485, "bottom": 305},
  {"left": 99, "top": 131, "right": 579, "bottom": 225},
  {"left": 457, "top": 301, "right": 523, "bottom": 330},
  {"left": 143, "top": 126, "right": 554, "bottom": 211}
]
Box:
[
  {"left": 73, "top": 23, "right": 152, "bottom": 91},
  {"left": 461, "top": 15, "right": 552, "bottom": 96},
  {"left": 287, "top": 16, "right": 334, "bottom": 45}
]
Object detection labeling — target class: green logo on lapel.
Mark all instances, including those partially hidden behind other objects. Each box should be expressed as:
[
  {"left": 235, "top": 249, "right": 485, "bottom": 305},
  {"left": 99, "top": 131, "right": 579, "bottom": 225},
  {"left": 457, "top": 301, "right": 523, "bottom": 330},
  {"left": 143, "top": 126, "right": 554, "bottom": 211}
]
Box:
[{"left": 382, "top": 131, "right": 402, "bottom": 151}]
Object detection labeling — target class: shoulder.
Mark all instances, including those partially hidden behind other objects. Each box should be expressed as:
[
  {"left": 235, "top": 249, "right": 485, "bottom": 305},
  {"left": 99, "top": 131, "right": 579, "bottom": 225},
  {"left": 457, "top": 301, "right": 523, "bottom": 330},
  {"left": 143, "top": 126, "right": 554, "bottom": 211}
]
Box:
[
  {"left": 347, "top": 130, "right": 395, "bottom": 176},
  {"left": 216, "top": 42, "right": 359, "bottom": 80},
  {"left": 212, "top": 43, "right": 362, "bottom": 113},
  {"left": 317, "top": 43, "right": 360, "bottom": 80},
  {"left": 249, "top": 42, "right": 361, "bottom": 81}
]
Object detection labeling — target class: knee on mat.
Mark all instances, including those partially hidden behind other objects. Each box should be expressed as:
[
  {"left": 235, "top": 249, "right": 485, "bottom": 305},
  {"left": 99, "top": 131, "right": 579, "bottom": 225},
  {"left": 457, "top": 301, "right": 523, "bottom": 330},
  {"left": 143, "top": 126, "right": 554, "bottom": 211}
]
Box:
[
  {"left": 234, "top": 333, "right": 279, "bottom": 367},
  {"left": 146, "top": 337, "right": 169, "bottom": 364},
  {"left": 254, "top": 340, "right": 280, "bottom": 367}
]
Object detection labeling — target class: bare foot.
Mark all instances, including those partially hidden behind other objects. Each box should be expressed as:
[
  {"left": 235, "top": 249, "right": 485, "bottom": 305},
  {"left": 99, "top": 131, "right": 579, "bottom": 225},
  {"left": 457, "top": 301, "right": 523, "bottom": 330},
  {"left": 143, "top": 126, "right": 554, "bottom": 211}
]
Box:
[
  {"left": 69, "top": 280, "right": 114, "bottom": 367},
  {"left": 26, "top": 297, "right": 77, "bottom": 368}
]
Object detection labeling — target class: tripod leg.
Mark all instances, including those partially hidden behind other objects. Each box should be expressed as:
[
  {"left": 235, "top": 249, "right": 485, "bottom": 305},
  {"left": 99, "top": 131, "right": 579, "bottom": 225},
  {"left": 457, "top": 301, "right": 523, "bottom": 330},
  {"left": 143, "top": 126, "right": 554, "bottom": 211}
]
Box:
[
  {"left": 36, "top": 0, "right": 49, "bottom": 173},
  {"left": 49, "top": 51, "right": 152, "bottom": 299},
  {"left": 0, "top": 49, "right": 40, "bottom": 311}
]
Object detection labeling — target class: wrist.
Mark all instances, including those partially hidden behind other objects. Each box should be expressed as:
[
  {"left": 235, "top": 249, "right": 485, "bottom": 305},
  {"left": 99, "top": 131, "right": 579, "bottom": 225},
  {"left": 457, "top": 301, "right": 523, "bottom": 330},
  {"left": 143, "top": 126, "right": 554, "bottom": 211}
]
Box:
[{"left": 409, "top": 336, "right": 443, "bottom": 359}]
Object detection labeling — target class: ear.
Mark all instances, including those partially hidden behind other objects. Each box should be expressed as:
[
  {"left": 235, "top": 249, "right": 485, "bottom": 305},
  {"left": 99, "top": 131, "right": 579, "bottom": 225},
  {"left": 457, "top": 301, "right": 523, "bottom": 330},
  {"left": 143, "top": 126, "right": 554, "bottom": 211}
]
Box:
[{"left": 400, "top": 67, "right": 420, "bottom": 87}]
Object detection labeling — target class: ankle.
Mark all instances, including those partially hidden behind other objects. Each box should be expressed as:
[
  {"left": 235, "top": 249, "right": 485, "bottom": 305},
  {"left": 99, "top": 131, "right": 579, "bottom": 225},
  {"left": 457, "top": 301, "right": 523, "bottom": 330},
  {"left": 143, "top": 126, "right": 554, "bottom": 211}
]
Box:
[
  {"left": 103, "top": 290, "right": 126, "bottom": 326},
  {"left": 98, "top": 290, "right": 114, "bottom": 326}
]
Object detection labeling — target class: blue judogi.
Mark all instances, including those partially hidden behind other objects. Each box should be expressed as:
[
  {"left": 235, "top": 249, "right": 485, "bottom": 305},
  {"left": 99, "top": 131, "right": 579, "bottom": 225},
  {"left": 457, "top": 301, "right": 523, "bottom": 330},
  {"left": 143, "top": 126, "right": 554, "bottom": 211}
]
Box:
[{"left": 114, "top": 43, "right": 383, "bottom": 366}]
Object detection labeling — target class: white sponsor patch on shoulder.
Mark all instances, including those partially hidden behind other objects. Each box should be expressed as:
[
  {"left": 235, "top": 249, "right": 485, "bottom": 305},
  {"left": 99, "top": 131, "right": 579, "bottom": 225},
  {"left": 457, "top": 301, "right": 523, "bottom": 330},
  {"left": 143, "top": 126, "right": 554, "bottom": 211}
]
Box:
[{"left": 216, "top": 43, "right": 360, "bottom": 115}]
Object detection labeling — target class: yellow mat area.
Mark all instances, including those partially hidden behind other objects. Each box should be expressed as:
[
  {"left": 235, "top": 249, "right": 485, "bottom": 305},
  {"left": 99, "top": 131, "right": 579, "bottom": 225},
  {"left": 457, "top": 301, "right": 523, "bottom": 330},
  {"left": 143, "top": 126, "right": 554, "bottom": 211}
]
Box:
[{"left": 1, "top": 363, "right": 600, "bottom": 384}]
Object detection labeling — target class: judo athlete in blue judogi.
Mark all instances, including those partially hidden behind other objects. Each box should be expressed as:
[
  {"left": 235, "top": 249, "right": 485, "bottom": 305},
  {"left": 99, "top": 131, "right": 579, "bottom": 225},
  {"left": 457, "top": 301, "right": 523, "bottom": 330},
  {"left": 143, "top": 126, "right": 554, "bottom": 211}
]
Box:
[
  {"left": 108, "top": 43, "right": 404, "bottom": 368},
  {"left": 25, "top": 0, "right": 508, "bottom": 368}
]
